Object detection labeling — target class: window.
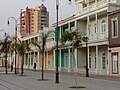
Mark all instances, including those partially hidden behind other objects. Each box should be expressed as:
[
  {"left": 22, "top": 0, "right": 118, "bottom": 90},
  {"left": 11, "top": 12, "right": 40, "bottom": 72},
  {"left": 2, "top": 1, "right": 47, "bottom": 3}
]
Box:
[
  {"left": 31, "top": 55, "right": 33, "bottom": 65},
  {"left": 64, "top": 55, "right": 68, "bottom": 67},
  {"left": 102, "top": 53, "right": 106, "bottom": 69},
  {"left": 88, "top": 25, "right": 91, "bottom": 35},
  {"left": 112, "top": 17, "right": 118, "bottom": 37},
  {"left": 101, "top": 20, "right": 106, "bottom": 33},
  {"left": 94, "top": 24, "right": 97, "bottom": 33},
  {"left": 112, "top": 52, "right": 118, "bottom": 74},
  {"left": 95, "top": 54, "right": 96, "bottom": 69},
  {"left": 25, "top": 54, "right": 28, "bottom": 65}
]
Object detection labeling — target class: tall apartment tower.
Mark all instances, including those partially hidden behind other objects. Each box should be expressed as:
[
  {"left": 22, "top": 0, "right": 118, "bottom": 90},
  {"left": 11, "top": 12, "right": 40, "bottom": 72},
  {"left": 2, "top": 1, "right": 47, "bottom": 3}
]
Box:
[{"left": 20, "top": 4, "right": 49, "bottom": 37}]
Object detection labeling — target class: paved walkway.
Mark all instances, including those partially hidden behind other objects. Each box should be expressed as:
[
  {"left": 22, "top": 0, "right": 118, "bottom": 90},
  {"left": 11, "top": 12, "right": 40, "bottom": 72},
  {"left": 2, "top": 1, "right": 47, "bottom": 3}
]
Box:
[
  {"left": 46, "top": 70, "right": 120, "bottom": 82},
  {"left": 0, "top": 68, "right": 120, "bottom": 90},
  {"left": 1, "top": 67, "right": 120, "bottom": 82}
]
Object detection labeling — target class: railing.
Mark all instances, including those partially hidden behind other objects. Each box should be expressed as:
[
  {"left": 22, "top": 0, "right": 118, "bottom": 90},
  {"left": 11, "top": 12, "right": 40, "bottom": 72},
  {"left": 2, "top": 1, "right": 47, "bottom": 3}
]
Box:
[
  {"left": 76, "top": 0, "right": 113, "bottom": 15},
  {"left": 88, "top": 32, "right": 108, "bottom": 41},
  {"left": 74, "top": 0, "right": 83, "bottom": 3}
]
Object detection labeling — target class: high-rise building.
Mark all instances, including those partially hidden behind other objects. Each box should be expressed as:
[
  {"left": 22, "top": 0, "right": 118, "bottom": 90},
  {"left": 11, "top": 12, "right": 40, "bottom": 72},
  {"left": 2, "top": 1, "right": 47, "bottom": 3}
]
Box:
[{"left": 20, "top": 4, "right": 49, "bottom": 37}]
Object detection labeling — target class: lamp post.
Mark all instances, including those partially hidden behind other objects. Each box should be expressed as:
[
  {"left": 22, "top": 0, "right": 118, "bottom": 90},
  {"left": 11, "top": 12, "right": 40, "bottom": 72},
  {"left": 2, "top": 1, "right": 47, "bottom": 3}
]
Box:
[
  {"left": 83, "top": 36, "right": 89, "bottom": 77},
  {"left": 7, "top": 17, "right": 19, "bottom": 75},
  {"left": 55, "top": 0, "right": 72, "bottom": 83}
]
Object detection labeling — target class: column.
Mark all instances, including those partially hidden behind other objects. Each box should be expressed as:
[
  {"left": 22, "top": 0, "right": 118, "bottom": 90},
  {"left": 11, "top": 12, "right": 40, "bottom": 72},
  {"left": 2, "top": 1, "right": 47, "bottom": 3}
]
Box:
[
  {"left": 88, "top": 46, "right": 89, "bottom": 69},
  {"left": 95, "top": 0, "right": 97, "bottom": 7},
  {"left": 68, "top": 48, "right": 71, "bottom": 72},
  {"left": 75, "top": 20, "right": 77, "bottom": 31},
  {"left": 87, "top": 16, "right": 90, "bottom": 36},
  {"left": 30, "top": 53, "right": 31, "bottom": 69},
  {"left": 46, "top": 51, "right": 49, "bottom": 69},
  {"left": 60, "top": 26, "right": 61, "bottom": 38},
  {"left": 96, "top": 13, "right": 98, "bottom": 39},
  {"left": 28, "top": 53, "right": 30, "bottom": 69},
  {"left": 68, "top": 23, "right": 70, "bottom": 31},
  {"left": 96, "top": 45, "right": 98, "bottom": 74},
  {"left": 24, "top": 53, "right": 25, "bottom": 66},
  {"left": 74, "top": 48, "right": 77, "bottom": 71},
  {"left": 37, "top": 52, "right": 40, "bottom": 69},
  {"left": 53, "top": 50, "right": 56, "bottom": 69}
]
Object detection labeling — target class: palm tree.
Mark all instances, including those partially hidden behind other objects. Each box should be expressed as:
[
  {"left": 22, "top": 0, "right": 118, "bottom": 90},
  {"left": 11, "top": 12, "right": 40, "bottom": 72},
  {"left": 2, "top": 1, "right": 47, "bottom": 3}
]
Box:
[
  {"left": 31, "top": 31, "right": 50, "bottom": 80},
  {"left": 16, "top": 39, "right": 30, "bottom": 76},
  {"left": 61, "top": 31, "right": 88, "bottom": 88},
  {"left": 0, "top": 33, "right": 12, "bottom": 74}
]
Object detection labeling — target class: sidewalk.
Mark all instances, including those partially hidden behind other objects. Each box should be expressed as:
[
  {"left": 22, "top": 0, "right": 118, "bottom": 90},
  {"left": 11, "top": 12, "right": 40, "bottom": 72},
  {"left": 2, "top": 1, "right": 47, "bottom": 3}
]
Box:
[
  {"left": 36, "top": 69, "right": 120, "bottom": 82},
  {"left": 1, "top": 67, "right": 120, "bottom": 82},
  {"left": 0, "top": 68, "right": 120, "bottom": 90}
]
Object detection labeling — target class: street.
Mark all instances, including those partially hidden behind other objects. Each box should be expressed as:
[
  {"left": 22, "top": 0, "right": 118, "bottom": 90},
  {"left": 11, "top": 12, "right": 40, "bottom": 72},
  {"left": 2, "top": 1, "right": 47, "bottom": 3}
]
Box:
[{"left": 0, "top": 69, "right": 120, "bottom": 90}]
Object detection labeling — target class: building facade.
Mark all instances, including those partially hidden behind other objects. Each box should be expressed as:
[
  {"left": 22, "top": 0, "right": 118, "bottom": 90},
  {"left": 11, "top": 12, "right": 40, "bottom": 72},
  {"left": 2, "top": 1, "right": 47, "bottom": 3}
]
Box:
[
  {"left": 17, "top": 27, "right": 55, "bottom": 70},
  {"left": 108, "top": 9, "right": 120, "bottom": 75},
  {"left": 20, "top": 4, "right": 49, "bottom": 37},
  {"left": 52, "top": 0, "right": 120, "bottom": 75}
]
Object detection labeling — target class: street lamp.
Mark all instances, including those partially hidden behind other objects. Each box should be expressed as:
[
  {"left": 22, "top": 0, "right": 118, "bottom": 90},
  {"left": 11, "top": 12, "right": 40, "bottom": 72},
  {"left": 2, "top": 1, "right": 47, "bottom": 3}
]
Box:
[
  {"left": 55, "top": 0, "right": 72, "bottom": 83},
  {"left": 7, "top": 17, "right": 19, "bottom": 75},
  {"left": 82, "top": 36, "right": 89, "bottom": 77}
]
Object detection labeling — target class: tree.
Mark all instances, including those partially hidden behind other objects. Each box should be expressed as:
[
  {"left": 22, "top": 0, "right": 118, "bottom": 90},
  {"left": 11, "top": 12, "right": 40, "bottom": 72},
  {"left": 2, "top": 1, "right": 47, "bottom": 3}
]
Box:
[
  {"left": 61, "top": 30, "right": 88, "bottom": 88},
  {"left": 0, "top": 34, "right": 12, "bottom": 74},
  {"left": 31, "top": 31, "right": 50, "bottom": 80},
  {"left": 15, "top": 39, "right": 30, "bottom": 76}
]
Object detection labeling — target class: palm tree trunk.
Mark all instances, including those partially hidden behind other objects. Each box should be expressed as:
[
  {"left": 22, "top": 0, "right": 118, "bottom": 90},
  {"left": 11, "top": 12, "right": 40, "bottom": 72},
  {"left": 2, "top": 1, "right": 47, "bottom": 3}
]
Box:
[
  {"left": 5, "top": 54, "right": 8, "bottom": 74},
  {"left": 41, "top": 52, "right": 44, "bottom": 80},
  {"left": 21, "top": 55, "right": 24, "bottom": 76}
]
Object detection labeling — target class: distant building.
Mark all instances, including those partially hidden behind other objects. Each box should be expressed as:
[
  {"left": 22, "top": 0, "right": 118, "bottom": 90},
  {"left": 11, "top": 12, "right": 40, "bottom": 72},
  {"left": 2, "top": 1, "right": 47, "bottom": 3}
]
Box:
[
  {"left": 108, "top": 9, "right": 120, "bottom": 75},
  {"left": 20, "top": 4, "right": 49, "bottom": 37}
]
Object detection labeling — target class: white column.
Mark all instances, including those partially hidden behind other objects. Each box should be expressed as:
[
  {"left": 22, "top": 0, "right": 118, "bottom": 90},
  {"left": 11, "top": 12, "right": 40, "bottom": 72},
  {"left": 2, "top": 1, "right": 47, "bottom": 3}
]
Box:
[
  {"left": 30, "top": 53, "right": 31, "bottom": 69},
  {"left": 88, "top": 46, "right": 89, "bottom": 69},
  {"left": 68, "top": 48, "right": 71, "bottom": 72},
  {"left": 96, "top": 45, "right": 98, "bottom": 74},
  {"left": 75, "top": 20, "right": 77, "bottom": 30},
  {"left": 37, "top": 52, "right": 40, "bottom": 69},
  {"left": 96, "top": 13, "right": 98, "bottom": 39},
  {"left": 28, "top": 53, "right": 30, "bottom": 69},
  {"left": 46, "top": 51, "right": 49, "bottom": 69},
  {"left": 33, "top": 52, "right": 35, "bottom": 64},
  {"left": 60, "top": 26, "right": 62, "bottom": 38},
  {"left": 53, "top": 50, "right": 56, "bottom": 69},
  {"left": 87, "top": 16, "right": 90, "bottom": 36},
  {"left": 95, "top": 0, "right": 97, "bottom": 7},
  {"left": 74, "top": 49, "right": 78, "bottom": 71},
  {"left": 68, "top": 23, "right": 70, "bottom": 31}
]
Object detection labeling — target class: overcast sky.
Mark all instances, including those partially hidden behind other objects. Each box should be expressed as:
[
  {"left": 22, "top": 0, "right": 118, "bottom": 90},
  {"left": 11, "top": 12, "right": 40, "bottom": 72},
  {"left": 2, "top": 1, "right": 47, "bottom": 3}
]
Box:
[{"left": 0, "top": 0, "right": 76, "bottom": 38}]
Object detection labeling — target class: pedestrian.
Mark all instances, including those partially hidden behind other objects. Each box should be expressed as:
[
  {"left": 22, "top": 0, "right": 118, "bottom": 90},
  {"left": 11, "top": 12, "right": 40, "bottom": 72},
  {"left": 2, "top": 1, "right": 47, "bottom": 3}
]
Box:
[
  {"left": 33, "top": 63, "right": 36, "bottom": 70},
  {"left": 11, "top": 62, "right": 13, "bottom": 72}
]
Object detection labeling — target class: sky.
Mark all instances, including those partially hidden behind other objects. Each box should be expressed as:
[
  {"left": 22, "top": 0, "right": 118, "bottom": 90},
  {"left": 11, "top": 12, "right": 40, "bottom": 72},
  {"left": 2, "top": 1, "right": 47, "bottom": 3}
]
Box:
[{"left": 0, "top": 0, "right": 76, "bottom": 38}]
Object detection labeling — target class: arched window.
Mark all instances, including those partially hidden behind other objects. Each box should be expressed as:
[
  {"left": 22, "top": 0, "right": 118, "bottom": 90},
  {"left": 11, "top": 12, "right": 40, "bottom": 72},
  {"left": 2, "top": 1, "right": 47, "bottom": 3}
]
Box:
[
  {"left": 94, "top": 24, "right": 97, "bottom": 33},
  {"left": 101, "top": 20, "right": 106, "bottom": 33}
]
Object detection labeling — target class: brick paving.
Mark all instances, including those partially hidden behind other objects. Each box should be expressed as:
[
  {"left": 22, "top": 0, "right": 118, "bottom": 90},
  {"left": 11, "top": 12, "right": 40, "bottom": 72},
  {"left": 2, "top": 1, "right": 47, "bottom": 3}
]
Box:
[{"left": 43, "top": 70, "right": 120, "bottom": 82}]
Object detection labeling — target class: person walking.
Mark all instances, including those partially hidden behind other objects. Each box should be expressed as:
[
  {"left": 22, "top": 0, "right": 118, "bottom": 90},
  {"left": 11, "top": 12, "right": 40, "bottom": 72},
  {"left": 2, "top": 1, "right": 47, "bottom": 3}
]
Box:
[
  {"left": 33, "top": 63, "right": 36, "bottom": 71},
  {"left": 11, "top": 62, "right": 13, "bottom": 72}
]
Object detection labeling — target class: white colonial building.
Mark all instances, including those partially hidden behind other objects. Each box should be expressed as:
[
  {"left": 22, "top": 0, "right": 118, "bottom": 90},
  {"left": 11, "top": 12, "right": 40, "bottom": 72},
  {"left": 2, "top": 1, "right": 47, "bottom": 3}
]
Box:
[{"left": 52, "top": 0, "right": 120, "bottom": 75}]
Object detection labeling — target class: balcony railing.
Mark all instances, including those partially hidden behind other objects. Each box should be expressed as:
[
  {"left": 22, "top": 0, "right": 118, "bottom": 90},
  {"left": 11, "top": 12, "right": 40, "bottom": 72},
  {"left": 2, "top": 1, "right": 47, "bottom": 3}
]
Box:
[
  {"left": 76, "top": 0, "right": 116, "bottom": 15},
  {"left": 88, "top": 32, "right": 108, "bottom": 42}
]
